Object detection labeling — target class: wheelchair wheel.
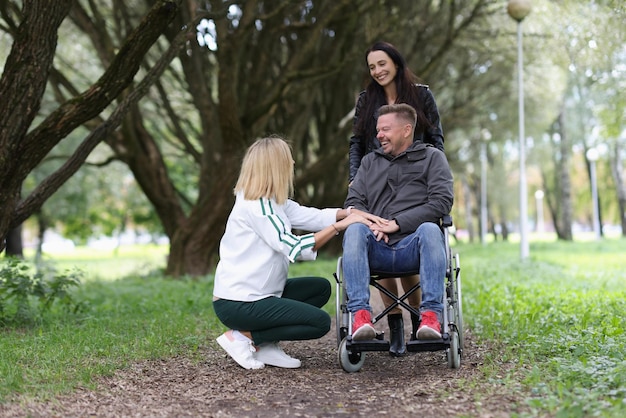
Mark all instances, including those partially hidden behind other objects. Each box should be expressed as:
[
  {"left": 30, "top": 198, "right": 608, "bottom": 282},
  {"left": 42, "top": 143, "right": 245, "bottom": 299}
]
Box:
[
  {"left": 338, "top": 337, "right": 365, "bottom": 373},
  {"left": 447, "top": 330, "right": 461, "bottom": 369}
]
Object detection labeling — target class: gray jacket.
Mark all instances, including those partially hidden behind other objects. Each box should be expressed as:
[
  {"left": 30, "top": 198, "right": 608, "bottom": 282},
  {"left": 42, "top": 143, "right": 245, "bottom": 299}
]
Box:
[{"left": 344, "top": 141, "right": 453, "bottom": 245}]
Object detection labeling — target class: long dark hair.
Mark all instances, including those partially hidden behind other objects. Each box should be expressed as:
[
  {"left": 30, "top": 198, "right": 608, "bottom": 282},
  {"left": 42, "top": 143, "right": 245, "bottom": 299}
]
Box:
[{"left": 355, "top": 41, "right": 432, "bottom": 140}]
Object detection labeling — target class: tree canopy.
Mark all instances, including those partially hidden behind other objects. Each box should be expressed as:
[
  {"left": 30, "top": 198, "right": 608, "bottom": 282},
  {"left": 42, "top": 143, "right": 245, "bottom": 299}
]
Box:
[{"left": 1, "top": 0, "right": 624, "bottom": 275}]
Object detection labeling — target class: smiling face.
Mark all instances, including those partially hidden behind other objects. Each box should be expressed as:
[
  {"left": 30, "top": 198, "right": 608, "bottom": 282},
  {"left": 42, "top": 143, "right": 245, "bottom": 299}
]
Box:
[
  {"left": 367, "top": 50, "right": 398, "bottom": 88},
  {"left": 376, "top": 112, "right": 413, "bottom": 157}
]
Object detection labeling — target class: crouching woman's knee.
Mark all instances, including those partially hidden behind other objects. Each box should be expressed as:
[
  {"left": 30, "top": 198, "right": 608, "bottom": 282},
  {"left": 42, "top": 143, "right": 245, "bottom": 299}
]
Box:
[{"left": 312, "top": 310, "right": 331, "bottom": 339}]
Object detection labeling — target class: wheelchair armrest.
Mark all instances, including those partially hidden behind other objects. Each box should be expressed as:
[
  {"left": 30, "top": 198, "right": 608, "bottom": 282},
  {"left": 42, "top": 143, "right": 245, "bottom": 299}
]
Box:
[{"left": 440, "top": 214, "right": 453, "bottom": 228}]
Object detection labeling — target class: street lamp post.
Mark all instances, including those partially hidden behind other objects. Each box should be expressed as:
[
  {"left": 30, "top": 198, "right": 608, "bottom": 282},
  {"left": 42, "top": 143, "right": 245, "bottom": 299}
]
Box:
[
  {"left": 586, "top": 148, "right": 601, "bottom": 240},
  {"left": 508, "top": 0, "right": 532, "bottom": 260}
]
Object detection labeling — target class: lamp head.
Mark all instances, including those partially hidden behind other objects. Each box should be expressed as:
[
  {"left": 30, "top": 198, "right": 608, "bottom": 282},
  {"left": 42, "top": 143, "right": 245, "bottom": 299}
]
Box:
[{"left": 507, "top": 0, "right": 532, "bottom": 22}]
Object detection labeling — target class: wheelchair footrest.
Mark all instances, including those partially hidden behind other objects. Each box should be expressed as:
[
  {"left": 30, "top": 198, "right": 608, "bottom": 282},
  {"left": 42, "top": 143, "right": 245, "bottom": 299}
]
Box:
[
  {"left": 347, "top": 337, "right": 390, "bottom": 352},
  {"left": 406, "top": 334, "right": 450, "bottom": 352}
]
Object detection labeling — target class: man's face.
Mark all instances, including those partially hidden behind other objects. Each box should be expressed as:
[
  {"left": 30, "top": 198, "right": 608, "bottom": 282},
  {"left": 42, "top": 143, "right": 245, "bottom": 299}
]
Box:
[{"left": 376, "top": 113, "right": 412, "bottom": 157}]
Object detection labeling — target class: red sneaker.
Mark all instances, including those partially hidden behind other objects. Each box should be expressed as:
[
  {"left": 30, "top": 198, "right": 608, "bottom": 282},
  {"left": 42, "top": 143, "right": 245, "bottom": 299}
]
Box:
[
  {"left": 416, "top": 311, "right": 441, "bottom": 340},
  {"left": 352, "top": 309, "right": 377, "bottom": 340}
]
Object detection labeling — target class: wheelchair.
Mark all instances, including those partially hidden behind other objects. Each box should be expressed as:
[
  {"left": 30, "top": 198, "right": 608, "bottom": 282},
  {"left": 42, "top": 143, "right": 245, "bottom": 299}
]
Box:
[{"left": 332, "top": 215, "right": 463, "bottom": 372}]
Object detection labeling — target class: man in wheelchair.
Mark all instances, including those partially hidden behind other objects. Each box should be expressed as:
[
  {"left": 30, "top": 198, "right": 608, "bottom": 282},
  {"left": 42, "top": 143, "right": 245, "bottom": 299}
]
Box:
[{"left": 342, "top": 103, "right": 454, "bottom": 342}]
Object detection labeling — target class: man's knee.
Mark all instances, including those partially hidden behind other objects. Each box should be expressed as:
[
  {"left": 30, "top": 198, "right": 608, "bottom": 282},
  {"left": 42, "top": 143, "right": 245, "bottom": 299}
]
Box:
[
  {"left": 343, "top": 223, "right": 370, "bottom": 250},
  {"left": 344, "top": 222, "right": 369, "bottom": 239},
  {"left": 417, "top": 222, "right": 441, "bottom": 235},
  {"left": 417, "top": 223, "right": 444, "bottom": 245}
]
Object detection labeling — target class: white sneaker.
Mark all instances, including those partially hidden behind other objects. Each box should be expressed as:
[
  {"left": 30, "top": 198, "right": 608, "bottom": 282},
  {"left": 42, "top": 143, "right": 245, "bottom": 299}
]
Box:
[
  {"left": 216, "top": 331, "right": 264, "bottom": 370},
  {"left": 254, "top": 342, "right": 301, "bottom": 368}
]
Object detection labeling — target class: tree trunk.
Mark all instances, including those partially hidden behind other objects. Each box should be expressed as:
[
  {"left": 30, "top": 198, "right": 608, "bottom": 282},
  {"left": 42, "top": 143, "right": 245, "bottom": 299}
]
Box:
[
  {"left": 166, "top": 152, "right": 242, "bottom": 276},
  {"left": 35, "top": 211, "right": 49, "bottom": 265},
  {"left": 610, "top": 140, "right": 626, "bottom": 236},
  {"left": 546, "top": 110, "right": 573, "bottom": 241},
  {"left": 4, "top": 225, "right": 23, "bottom": 258},
  {"left": 0, "top": 0, "right": 73, "bottom": 252},
  {"left": 557, "top": 112, "right": 573, "bottom": 241},
  {"left": 499, "top": 216, "right": 509, "bottom": 241}
]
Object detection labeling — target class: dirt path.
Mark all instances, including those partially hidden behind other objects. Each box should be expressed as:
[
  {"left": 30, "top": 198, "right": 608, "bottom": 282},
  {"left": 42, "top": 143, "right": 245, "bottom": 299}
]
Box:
[
  {"left": 1, "top": 294, "right": 531, "bottom": 417},
  {"left": 0, "top": 330, "right": 530, "bottom": 417}
]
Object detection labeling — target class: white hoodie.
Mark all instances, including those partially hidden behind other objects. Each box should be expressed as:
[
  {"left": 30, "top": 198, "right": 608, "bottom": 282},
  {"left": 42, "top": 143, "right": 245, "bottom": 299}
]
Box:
[{"left": 213, "top": 192, "right": 338, "bottom": 302}]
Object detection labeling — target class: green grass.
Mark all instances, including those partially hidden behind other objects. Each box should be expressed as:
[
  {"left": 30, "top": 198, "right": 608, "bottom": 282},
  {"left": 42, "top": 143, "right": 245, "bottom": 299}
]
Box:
[
  {"left": 2, "top": 239, "right": 626, "bottom": 417},
  {"left": 0, "top": 256, "right": 218, "bottom": 402},
  {"left": 457, "top": 239, "right": 626, "bottom": 417},
  {"left": 25, "top": 244, "right": 169, "bottom": 281}
]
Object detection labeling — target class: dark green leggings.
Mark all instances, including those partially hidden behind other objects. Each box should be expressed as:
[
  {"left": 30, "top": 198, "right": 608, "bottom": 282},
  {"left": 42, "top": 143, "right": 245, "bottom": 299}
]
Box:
[{"left": 213, "top": 277, "right": 331, "bottom": 345}]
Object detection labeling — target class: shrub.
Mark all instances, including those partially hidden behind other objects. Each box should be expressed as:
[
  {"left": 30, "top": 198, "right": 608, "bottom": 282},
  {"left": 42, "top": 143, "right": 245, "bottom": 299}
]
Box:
[{"left": 0, "top": 257, "right": 82, "bottom": 326}]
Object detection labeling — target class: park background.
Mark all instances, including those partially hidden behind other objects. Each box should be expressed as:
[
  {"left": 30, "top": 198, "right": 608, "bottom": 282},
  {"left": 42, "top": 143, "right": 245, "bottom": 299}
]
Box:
[{"left": 0, "top": 1, "right": 625, "bottom": 417}]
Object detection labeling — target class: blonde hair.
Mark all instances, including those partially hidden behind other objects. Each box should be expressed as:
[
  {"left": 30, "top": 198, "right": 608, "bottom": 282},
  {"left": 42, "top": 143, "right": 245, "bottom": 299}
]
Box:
[{"left": 234, "top": 136, "right": 294, "bottom": 204}]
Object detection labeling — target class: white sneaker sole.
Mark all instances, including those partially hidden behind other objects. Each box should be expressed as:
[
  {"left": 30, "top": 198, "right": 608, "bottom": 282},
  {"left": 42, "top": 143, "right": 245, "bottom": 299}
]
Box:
[
  {"left": 352, "top": 324, "right": 376, "bottom": 341},
  {"left": 416, "top": 326, "right": 442, "bottom": 340},
  {"left": 256, "top": 354, "right": 301, "bottom": 369},
  {"left": 262, "top": 359, "right": 301, "bottom": 368}
]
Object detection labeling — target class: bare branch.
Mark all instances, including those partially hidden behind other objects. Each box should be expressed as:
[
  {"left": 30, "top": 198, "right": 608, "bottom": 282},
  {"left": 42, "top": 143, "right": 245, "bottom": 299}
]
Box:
[
  {"left": 12, "top": 21, "right": 189, "bottom": 226},
  {"left": 13, "top": 1, "right": 181, "bottom": 187}
]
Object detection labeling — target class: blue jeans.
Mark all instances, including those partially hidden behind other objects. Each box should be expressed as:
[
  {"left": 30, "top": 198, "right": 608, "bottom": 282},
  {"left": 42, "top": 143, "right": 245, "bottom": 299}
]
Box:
[{"left": 342, "top": 222, "right": 446, "bottom": 317}]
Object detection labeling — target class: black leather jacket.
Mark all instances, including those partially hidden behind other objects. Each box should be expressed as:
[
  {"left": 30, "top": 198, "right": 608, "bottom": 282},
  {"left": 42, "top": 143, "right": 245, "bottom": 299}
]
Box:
[{"left": 348, "top": 85, "right": 444, "bottom": 182}]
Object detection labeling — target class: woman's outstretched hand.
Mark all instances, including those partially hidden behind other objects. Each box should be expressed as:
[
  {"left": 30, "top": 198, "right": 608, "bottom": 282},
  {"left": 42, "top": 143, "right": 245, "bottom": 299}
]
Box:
[
  {"left": 338, "top": 209, "right": 399, "bottom": 243},
  {"left": 336, "top": 209, "right": 389, "bottom": 231}
]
